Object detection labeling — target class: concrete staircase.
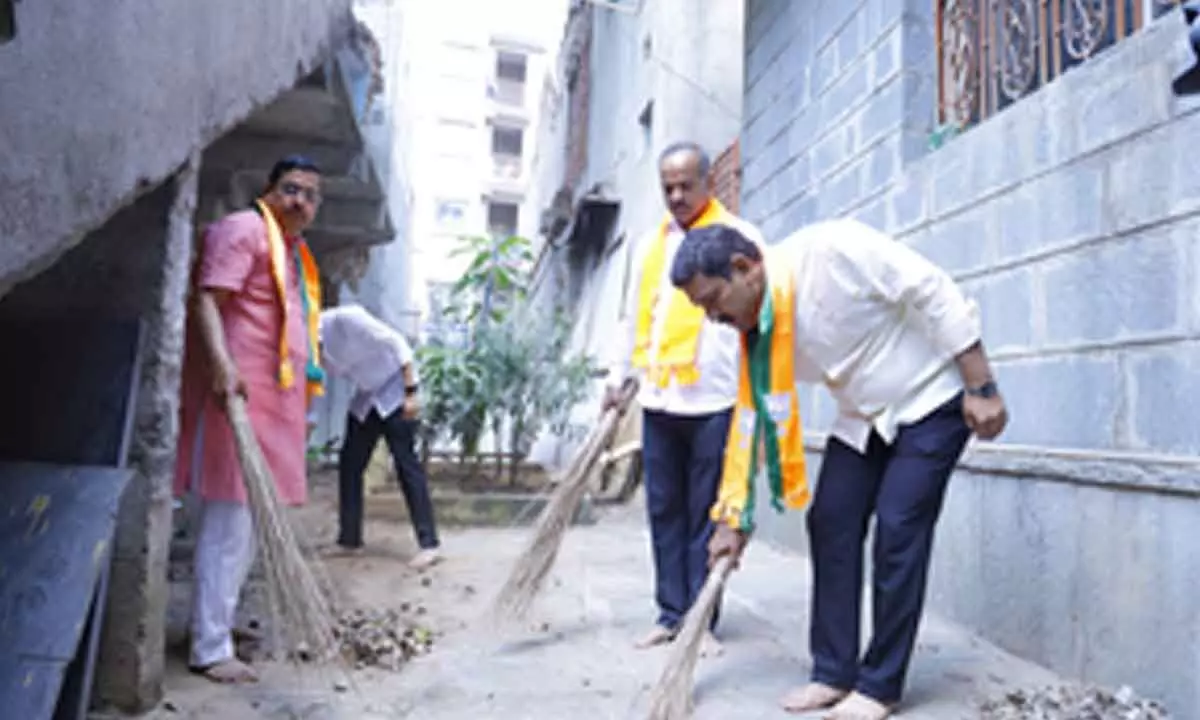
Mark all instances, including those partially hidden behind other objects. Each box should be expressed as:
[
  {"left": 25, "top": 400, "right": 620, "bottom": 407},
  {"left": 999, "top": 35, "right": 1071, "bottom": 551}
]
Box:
[{"left": 197, "top": 51, "right": 395, "bottom": 294}]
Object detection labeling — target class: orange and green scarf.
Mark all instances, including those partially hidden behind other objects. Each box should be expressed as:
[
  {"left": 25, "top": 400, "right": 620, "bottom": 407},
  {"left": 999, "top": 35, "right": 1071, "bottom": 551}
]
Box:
[
  {"left": 631, "top": 198, "right": 733, "bottom": 388},
  {"left": 712, "top": 256, "right": 809, "bottom": 532},
  {"left": 255, "top": 199, "right": 325, "bottom": 402}
]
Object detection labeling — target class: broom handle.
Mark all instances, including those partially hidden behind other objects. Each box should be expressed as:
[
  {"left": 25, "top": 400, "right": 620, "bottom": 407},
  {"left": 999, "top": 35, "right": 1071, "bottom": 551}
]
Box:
[
  {"left": 553, "top": 377, "right": 639, "bottom": 489},
  {"left": 225, "top": 394, "right": 265, "bottom": 473},
  {"left": 701, "top": 556, "right": 735, "bottom": 604}
]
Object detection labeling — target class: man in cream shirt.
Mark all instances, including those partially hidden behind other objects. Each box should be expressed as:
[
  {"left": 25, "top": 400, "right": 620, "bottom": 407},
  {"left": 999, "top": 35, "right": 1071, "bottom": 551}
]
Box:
[
  {"left": 603, "top": 141, "right": 763, "bottom": 655},
  {"left": 669, "top": 220, "right": 1008, "bottom": 720},
  {"left": 318, "top": 304, "right": 441, "bottom": 570}
]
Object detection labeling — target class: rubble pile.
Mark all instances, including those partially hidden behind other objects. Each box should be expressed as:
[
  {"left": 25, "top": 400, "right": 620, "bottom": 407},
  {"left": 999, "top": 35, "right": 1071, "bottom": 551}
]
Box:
[
  {"left": 333, "top": 607, "right": 434, "bottom": 670},
  {"left": 981, "top": 684, "right": 1170, "bottom": 720}
]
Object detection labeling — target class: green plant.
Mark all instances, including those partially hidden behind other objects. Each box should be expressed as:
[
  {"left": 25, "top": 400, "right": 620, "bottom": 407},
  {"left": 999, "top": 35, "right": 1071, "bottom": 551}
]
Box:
[
  {"left": 473, "top": 304, "right": 597, "bottom": 484},
  {"left": 415, "top": 340, "right": 488, "bottom": 466},
  {"left": 416, "top": 234, "right": 597, "bottom": 483},
  {"left": 447, "top": 234, "right": 535, "bottom": 326}
]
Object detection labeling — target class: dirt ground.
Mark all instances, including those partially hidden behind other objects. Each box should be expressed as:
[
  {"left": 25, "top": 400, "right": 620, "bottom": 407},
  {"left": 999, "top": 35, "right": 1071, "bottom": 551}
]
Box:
[{"left": 143, "top": 476, "right": 1070, "bottom": 720}]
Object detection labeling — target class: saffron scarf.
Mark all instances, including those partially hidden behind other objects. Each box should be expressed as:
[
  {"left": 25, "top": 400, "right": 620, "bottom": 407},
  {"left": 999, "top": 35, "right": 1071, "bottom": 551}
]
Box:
[
  {"left": 255, "top": 199, "right": 325, "bottom": 402},
  {"left": 712, "top": 258, "right": 809, "bottom": 532},
  {"left": 631, "top": 198, "right": 732, "bottom": 388}
]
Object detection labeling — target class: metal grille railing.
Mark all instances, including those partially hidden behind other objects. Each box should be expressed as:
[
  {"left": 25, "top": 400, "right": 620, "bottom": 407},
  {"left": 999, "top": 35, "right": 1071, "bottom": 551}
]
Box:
[{"left": 936, "top": 1, "right": 1185, "bottom": 131}]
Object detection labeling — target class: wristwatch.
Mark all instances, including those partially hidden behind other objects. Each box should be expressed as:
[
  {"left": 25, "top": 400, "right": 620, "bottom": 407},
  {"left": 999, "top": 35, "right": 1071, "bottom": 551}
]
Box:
[
  {"left": 966, "top": 380, "right": 999, "bottom": 398},
  {"left": 405, "top": 383, "right": 419, "bottom": 396}
]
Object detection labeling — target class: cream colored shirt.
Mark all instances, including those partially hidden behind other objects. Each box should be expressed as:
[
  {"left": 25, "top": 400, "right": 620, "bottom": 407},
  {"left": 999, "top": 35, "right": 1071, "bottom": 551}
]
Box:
[
  {"left": 319, "top": 305, "right": 417, "bottom": 422},
  {"left": 778, "top": 219, "right": 982, "bottom": 452},
  {"left": 608, "top": 211, "right": 766, "bottom": 416}
]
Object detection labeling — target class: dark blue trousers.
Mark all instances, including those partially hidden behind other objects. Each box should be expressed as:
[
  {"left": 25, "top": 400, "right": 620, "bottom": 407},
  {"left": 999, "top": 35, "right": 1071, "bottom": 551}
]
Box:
[
  {"left": 807, "top": 394, "right": 971, "bottom": 704},
  {"left": 642, "top": 407, "right": 732, "bottom": 631}
]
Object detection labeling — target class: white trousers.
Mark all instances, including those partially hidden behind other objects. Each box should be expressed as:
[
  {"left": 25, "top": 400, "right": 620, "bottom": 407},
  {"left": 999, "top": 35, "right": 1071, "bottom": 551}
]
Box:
[{"left": 189, "top": 499, "right": 257, "bottom": 668}]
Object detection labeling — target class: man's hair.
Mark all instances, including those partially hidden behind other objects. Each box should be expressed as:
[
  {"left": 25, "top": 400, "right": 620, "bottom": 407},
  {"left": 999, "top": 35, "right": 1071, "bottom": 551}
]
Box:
[
  {"left": 670, "top": 224, "right": 763, "bottom": 288},
  {"left": 659, "top": 140, "right": 711, "bottom": 179},
  {"left": 267, "top": 154, "right": 322, "bottom": 187}
]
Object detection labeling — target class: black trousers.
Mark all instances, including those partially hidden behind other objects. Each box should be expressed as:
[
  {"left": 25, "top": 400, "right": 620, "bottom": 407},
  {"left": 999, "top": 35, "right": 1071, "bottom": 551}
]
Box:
[
  {"left": 642, "top": 408, "right": 732, "bottom": 630},
  {"left": 807, "top": 394, "right": 971, "bottom": 704},
  {"left": 337, "top": 408, "right": 440, "bottom": 550}
]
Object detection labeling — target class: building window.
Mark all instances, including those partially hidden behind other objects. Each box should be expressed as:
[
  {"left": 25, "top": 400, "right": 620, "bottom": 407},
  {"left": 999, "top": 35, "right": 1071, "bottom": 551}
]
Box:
[
  {"left": 491, "top": 52, "right": 528, "bottom": 106},
  {"left": 496, "top": 51, "right": 528, "bottom": 82},
  {"left": 936, "top": 0, "right": 1183, "bottom": 132},
  {"left": 487, "top": 202, "right": 520, "bottom": 238},
  {"left": 1, "top": 0, "right": 16, "bottom": 43},
  {"left": 491, "top": 126, "right": 524, "bottom": 157}
]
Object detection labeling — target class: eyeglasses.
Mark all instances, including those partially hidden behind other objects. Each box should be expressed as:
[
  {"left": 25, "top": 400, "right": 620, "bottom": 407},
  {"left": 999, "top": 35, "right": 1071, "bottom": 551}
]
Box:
[{"left": 279, "top": 181, "right": 322, "bottom": 205}]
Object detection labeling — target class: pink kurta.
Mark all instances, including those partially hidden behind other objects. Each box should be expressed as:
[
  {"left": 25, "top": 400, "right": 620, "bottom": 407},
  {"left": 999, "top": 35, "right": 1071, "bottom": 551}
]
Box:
[{"left": 174, "top": 209, "right": 310, "bottom": 506}]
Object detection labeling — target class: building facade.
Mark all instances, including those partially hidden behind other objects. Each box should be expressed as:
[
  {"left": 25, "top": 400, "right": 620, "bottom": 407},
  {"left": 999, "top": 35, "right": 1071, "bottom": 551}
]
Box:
[
  {"left": 393, "top": 0, "right": 567, "bottom": 342},
  {"left": 740, "top": 0, "right": 1199, "bottom": 711},
  {"left": 524, "top": 0, "right": 748, "bottom": 466}
]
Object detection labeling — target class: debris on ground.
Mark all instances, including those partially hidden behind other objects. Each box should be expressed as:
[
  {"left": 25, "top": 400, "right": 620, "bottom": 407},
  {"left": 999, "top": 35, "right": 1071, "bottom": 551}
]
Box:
[
  {"left": 331, "top": 607, "right": 435, "bottom": 670},
  {"left": 981, "top": 684, "right": 1170, "bottom": 719}
]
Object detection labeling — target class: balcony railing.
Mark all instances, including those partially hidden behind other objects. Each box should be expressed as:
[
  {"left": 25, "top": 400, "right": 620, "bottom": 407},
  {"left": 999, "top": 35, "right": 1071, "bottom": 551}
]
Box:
[
  {"left": 489, "top": 77, "right": 526, "bottom": 107},
  {"left": 936, "top": 0, "right": 1185, "bottom": 131}
]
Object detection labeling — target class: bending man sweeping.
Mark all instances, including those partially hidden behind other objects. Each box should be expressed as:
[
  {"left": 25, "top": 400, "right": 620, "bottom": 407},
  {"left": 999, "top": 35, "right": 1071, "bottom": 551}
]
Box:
[
  {"left": 174, "top": 156, "right": 325, "bottom": 684},
  {"left": 669, "top": 220, "right": 1008, "bottom": 719},
  {"left": 318, "top": 304, "right": 442, "bottom": 570},
  {"left": 604, "top": 141, "right": 764, "bottom": 655}
]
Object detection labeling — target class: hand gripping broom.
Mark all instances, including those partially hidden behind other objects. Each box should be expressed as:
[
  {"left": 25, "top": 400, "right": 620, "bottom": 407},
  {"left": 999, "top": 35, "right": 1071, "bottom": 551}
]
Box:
[{"left": 489, "top": 378, "right": 639, "bottom": 624}]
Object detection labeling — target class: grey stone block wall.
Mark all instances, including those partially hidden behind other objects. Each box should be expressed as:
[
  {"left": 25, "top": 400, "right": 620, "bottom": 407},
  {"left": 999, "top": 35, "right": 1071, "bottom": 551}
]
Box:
[{"left": 742, "top": 0, "right": 1200, "bottom": 711}]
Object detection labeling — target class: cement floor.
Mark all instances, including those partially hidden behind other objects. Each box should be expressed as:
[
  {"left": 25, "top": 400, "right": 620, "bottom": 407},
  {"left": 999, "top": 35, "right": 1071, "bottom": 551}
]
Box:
[{"left": 147, "top": 484, "right": 1059, "bottom": 719}]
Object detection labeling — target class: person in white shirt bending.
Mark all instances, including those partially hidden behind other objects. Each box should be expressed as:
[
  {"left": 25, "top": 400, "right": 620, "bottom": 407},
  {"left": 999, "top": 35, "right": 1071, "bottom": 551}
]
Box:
[
  {"left": 318, "top": 304, "right": 441, "bottom": 571},
  {"left": 669, "top": 220, "right": 1008, "bottom": 720}
]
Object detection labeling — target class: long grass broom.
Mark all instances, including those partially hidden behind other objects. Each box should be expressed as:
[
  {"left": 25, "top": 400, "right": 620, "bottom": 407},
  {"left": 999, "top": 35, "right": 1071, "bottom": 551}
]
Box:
[
  {"left": 226, "top": 394, "right": 341, "bottom": 664},
  {"left": 489, "top": 378, "right": 639, "bottom": 624},
  {"left": 645, "top": 556, "right": 735, "bottom": 720}
]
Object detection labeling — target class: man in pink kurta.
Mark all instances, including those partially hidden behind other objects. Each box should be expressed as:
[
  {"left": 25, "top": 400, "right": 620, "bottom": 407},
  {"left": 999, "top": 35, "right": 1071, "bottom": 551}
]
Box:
[{"left": 174, "top": 155, "right": 324, "bottom": 684}]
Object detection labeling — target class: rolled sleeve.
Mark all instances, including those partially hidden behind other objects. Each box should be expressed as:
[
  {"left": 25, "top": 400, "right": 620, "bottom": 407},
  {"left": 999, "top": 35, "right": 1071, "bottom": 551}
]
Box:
[
  {"left": 198, "top": 214, "right": 261, "bottom": 293},
  {"left": 828, "top": 219, "right": 983, "bottom": 358}
]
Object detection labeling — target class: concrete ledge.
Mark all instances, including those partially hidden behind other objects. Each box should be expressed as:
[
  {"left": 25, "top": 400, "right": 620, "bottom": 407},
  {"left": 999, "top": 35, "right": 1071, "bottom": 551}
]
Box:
[
  {"left": 803, "top": 433, "right": 1200, "bottom": 497},
  {"left": 365, "top": 489, "right": 597, "bottom": 527}
]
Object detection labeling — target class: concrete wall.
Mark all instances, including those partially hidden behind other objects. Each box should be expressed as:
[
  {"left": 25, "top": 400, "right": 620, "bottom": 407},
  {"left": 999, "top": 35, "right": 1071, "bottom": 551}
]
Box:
[
  {"left": 0, "top": 161, "right": 198, "bottom": 712},
  {"left": 741, "top": 0, "right": 1200, "bottom": 711},
  {"left": 0, "top": 0, "right": 352, "bottom": 300}
]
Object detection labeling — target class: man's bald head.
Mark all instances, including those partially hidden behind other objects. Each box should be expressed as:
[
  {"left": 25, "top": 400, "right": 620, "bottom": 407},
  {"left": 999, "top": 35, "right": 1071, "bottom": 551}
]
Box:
[{"left": 658, "top": 141, "right": 714, "bottom": 228}]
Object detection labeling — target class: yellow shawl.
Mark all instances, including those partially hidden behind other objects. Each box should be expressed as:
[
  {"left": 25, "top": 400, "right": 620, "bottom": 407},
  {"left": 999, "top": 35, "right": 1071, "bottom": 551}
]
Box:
[
  {"left": 631, "top": 199, "right": 732, "bottom": 388},
  {"left": 256, "top": 199, "right": 325, "bottom": 403},
  {"left": 712, "top": 257, "right": 809, "bottom": 531}
]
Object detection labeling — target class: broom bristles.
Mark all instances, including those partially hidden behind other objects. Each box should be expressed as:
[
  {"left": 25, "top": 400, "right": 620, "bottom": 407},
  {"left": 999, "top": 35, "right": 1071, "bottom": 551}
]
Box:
[
  {"left": 489, "top": 380, "right": 638, "bottom": 625},
  {"left": 645, "top": 556, "right": 734, "bottom": 720},
  {"left": 227, "top": 396, "right": 341, "bottom": 665}
]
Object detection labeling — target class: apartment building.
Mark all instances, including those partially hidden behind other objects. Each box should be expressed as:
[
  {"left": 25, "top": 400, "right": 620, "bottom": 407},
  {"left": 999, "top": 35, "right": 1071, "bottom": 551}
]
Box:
[{"left": 396, "top": 0, "right": 567, "bottom": 342}]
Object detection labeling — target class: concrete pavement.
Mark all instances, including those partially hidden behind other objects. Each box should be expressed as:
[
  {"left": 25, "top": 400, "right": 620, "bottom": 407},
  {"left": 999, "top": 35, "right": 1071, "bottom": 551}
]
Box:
[{"left": 146, "top": 490, "right": 1060, "bottom": 719}]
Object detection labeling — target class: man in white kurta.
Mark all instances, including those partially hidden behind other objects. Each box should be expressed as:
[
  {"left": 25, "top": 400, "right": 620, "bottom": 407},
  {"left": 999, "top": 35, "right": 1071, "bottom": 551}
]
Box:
[{"left": 318, "top": 304, "right": 441, "bottom": 570}]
